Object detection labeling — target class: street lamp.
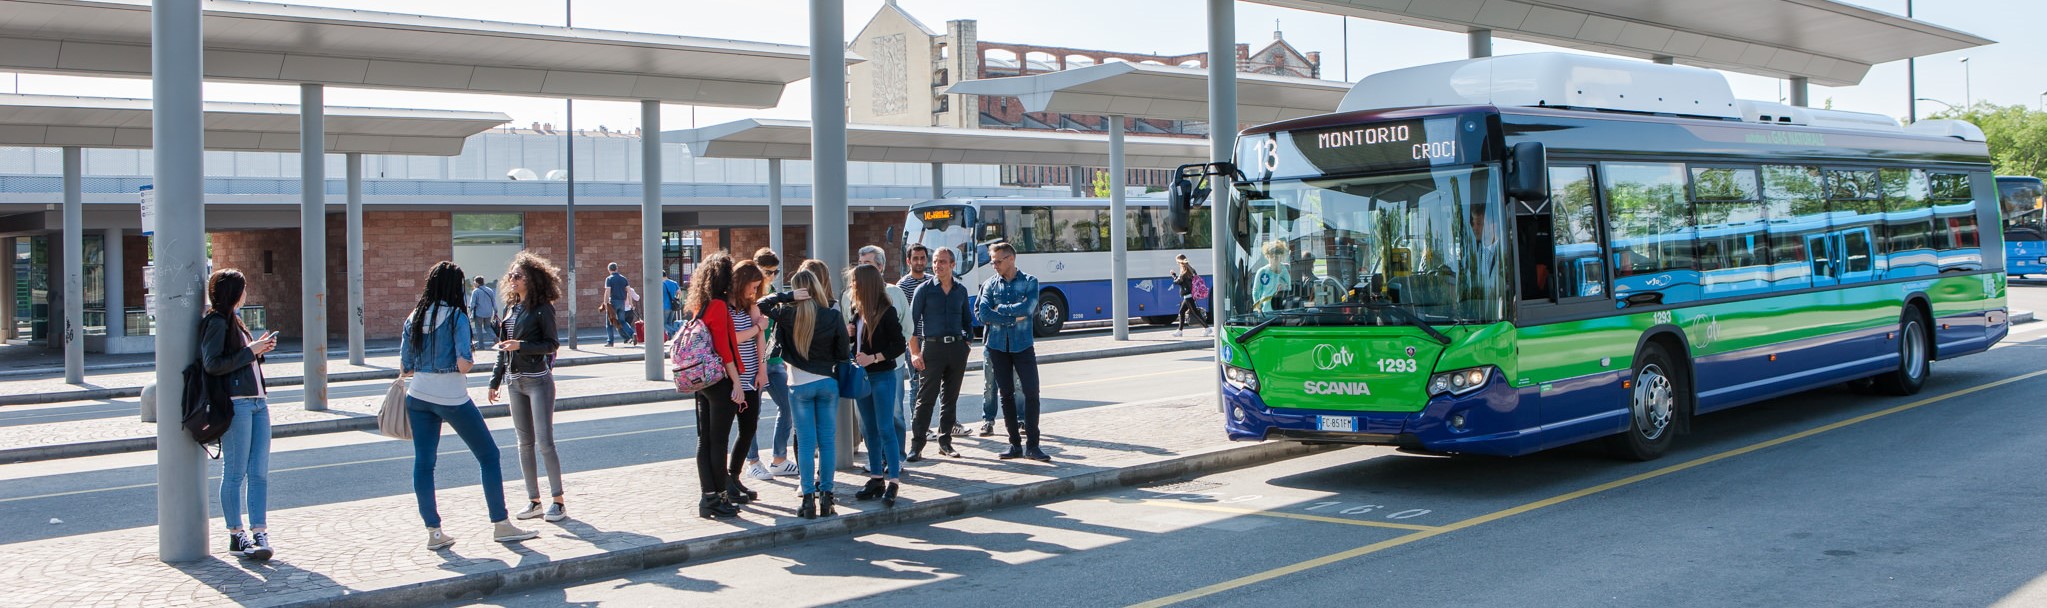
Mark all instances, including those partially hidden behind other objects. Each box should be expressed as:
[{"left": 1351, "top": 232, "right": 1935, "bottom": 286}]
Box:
[
  {"left": 2038, "top": 90, "right": 2045, "bottom": 113},
  {"left": 1959, "top": 56, "right": 1971, "bottom": 109},
  {"left": 1916, "top": 97, "right": 1956, "bottom": 112}
]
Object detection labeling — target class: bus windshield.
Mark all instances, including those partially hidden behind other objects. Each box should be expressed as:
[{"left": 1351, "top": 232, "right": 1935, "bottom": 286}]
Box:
[
  {"left": 901, "top": 204, "right": 979, "bottom": 277},
  {"left": 2001, "top": 177, "right": 2045, "bottom": 239},
  {"left": 1227, "top": 166, "right": 1508, "bottom": 326}
]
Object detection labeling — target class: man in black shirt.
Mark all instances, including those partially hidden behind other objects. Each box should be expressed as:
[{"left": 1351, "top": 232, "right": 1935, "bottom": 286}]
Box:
[{"left": 907, "top": 247, "right": 972, "bottom": 460}]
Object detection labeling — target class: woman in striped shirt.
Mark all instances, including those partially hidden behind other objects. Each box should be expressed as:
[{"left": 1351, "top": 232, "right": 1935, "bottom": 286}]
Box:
[{"left": 723, "top": 260, "right": 769, "bottom": 506}]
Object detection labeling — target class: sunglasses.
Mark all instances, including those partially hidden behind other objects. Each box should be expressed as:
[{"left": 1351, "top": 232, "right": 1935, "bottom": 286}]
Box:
[{"left": 510, "top": 273, "right": 526, "bottom": 280}]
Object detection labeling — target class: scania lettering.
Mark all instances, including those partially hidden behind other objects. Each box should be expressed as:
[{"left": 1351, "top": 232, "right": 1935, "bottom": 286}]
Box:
[{"left": 1180, "top": 53, "right": 2005, "bottom": 459}]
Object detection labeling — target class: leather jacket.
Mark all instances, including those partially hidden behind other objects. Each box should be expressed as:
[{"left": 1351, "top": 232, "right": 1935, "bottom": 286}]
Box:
[
  {"left": 198, "top": 312, "right": 264, "bottom": 398},
  {"left": 489, "top": 302, "right": 560, "bottom": 390}
]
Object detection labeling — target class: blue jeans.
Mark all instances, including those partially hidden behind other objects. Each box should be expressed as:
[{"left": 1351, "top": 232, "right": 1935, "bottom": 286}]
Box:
[
  {"left": 406, "top": 396, "right": 509, "bottom": 528},
  {"left": 982, "top": 358, "right": 1022, "bottom": 425},
  {"left": 219, "top": 397, "right": 271, "bottom": 530},
  {"left": 789, "top": 378, "right": 839, "bottom": 495},
  {"left": 748, "top": 364, "right": 794, "bottom": 461},
  {"left": 987, "top": 347, "right": 1043, "bottom": 448},
  {"left": 607, "top": 300, "right": 630, "bottom": 344},
  {"left": 856, "top": 367, "right": 904, "bottom": 480}
]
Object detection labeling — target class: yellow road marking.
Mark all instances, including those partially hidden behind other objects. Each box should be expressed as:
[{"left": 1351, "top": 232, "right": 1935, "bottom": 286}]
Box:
[
  {"left": 1123, "top": 499, "right": 1442, "bottom": 532},
  {"left": 1132, "top": 367, "right": 2047, "bottom": 608}
]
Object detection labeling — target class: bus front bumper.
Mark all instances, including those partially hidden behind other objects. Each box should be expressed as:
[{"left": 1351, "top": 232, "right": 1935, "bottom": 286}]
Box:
[{"left": 1220, "top": 376, "right": 1531, "bottom": 456}]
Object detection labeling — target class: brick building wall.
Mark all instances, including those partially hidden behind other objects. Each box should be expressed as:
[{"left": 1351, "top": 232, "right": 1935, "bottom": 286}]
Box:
[
  {"left": 522, "top": 211, "right": 643, "bottom": 337},
  {"left": 209, "top": 227, "right": 310, "bottom": 337}
]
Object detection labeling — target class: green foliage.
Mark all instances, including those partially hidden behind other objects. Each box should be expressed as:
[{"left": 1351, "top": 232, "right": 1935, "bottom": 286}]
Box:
[
  {"left": 1928, "top": 103, "right": 2047, "bottom": 179},
  {"left": 1091, "top": 170, "right": 1111, "bottom": 199}
]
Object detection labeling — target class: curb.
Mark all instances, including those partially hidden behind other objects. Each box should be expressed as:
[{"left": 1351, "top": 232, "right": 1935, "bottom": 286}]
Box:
[
  {"left": 2014, "top": 310, "right": 2037, "bottom": 325},
  {"left": 0, "top": 352, "right": 647, "bottom": 408},
  {"left": 305, "top": 438, "right": 1329, "bottom": 608},
  {"left": 0, "top": 339, "right": 1214, "bottom": 463}
]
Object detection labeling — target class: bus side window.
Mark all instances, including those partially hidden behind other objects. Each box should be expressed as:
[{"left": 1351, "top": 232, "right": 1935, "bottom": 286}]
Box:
[
  {"left": 1541, "top": 166, "right": 1604, "bottom": 300},
  {"left": 1762, "top": 165, "right": 1824, "bottom": 291},
  {"left": 1826, "top": 169, "right": 1886, "bottom": 283}
]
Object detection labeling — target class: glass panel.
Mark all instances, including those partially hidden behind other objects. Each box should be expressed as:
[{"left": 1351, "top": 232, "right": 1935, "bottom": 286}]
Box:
[
  {"left": 450, "top": 213, "right": 524, "bottom": 294},
  {"left": 1935, "top": 173, "right": 1983, "bottom": 269},
  {"left": 1691, "top": 167, "right": 1758, "bottom": 201},
  {"left": 1762, "top": 165, "right": 1826, "bottom": 290},
  {"left": 1880, "top": 168, "right": 1936, "bottom": 277},
  {"left": 1695, "top": 199, "right": 1771, "bottom": 297},
  {"left": 1604, "top": 163, "right": 1697, "bottom": 303},
  {"left": 1548, "top": 166, "right": 1604, "bottom": 299},
  {"left": 1827, "top": 170, "right": 1886, "bottom": 282},
  {"left": 905, "top": 204, "right": 977, "bottom": 277}
]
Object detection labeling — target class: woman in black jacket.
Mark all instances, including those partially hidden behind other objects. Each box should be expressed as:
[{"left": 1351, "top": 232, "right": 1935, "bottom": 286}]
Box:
[
  {"left": 486, "top": 252, "right": 568, "bottom": 523},
  {"left": 757, "top": 267, "right": 851, "bottom": 518},
  {"left": 199, "top": 269, "right": 278, "bottom": 561},
  {"left": 846, "top": 264, "right": 908, "bottom": 506}
]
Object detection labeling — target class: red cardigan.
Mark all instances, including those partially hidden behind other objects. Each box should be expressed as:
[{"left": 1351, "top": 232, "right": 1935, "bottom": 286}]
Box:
[{"left": 697, "top": 299, "right": 740, "bottom": 368}]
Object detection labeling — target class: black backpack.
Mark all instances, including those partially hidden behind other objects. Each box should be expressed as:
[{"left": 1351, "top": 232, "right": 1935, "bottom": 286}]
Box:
[{"left": 181, "top": 315, "right": 235, "bottom": 458}]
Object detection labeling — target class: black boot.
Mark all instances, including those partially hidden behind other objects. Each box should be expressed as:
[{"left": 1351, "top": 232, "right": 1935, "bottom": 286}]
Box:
[
  {"left": 798, "top": 493, "right": 818, "bottom": 519},
  {"left": 726, "top": 479, "right": 758, "bottom": 504},
  {"left": 855, "top": 478, "right": 886, "bottom": 501},
  {"left": 820, "top": 491, "right": 838, "bottom": 517},
  {"left": 937, "top": 440, "right": 961, "bottom": 458},
  {"left": 883, "top": 481, "right": 899, "bottom": 507},
  {"left": 698, "top": 492, "right": 739, "bottom": 519}
]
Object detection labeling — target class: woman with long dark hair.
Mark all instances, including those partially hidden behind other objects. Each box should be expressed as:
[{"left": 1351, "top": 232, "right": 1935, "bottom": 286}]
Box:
[
  {"left": 684, "top": 254, "right": 747, "bottom": 519},
  {"left": 200, "top": 269, "right": 278, "bottom": 560},
  {"left": 848, "top": 264, "right": 907, "bottom": 506},
  {"left": 723, "top": 260, "right": 769, "bottom": 505},
  {"left": 1171, "top": 254, "right": 1210, "bottom": 336},
  {"left": 487, "top": 251, "right": 568, "bottom": 523},
  {"left": 401, "top": 261, "right": 537, "bottom": 550},
  {"left": 759, "top": 267, "right": 851, "bottom": 518}
]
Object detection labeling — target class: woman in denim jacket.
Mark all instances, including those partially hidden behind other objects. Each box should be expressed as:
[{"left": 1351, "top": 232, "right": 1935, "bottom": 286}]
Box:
[{"left": 400, "top": 261, "right": 538, "bottom": 551}]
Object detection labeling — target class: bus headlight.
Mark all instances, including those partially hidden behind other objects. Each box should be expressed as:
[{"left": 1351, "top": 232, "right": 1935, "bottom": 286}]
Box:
[
  {"left": 1428, "top": 367, "right": 1492, "bottom": 397},
  {"left": 1223, "top": 363, "right": 1260, "bottom": 393}
]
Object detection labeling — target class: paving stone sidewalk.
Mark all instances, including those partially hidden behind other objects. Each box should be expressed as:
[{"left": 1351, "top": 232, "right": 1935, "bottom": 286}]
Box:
[{"left": 0, "top": 393, "right": 1301, "bottom": 608}]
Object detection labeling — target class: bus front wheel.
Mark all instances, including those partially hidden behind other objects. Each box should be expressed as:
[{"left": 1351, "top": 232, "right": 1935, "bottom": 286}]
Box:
[
  {"left": 1609, "top": 342, "right": 1683, "bottom": 461},
  {"left": 1034, "top": 291, "right": 1067, "bottom": 337},
  {"left": 1873, "top": 308, "right": 1930, "bottom": 396}
]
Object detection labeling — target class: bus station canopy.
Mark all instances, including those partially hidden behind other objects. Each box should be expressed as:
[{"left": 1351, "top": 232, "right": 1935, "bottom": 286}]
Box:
[
  {"left": 1252, "top": 0, "right": 1992, "bottom": 86},
  {"left": 0, "top": 93, "right": 509, "bottom": 155},
  {"left": 0, "top": 0, "right": 844, "bottom": 106},
  {"left": 944, "top": 61, "right": 1350, "bottom": 123},
  {"left": 666, "top": 118, "right": 1211, "bottom": 169}
]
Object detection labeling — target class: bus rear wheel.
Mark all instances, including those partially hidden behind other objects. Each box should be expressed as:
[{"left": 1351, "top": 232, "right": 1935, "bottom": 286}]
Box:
[
  {"left": 1608, "top": 342, "right": 1683, "bottom": 461},
  {"left": 1872, "top": 308, "right": 1930, "bottom": 396},
  {"left": 1034, "top": 290, "right": 1067, "bottom": 337}
]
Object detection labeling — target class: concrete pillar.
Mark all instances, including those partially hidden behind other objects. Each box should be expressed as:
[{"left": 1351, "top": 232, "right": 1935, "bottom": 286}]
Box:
[
  {"left": 1109, "top": 116, "right": 1128, "bottom": 341},
  {"left": 769, "top": 159, "right": 785, "bottom": 279},
  {"left": 1, "top": 237, "right": 14, "bottom": 340},
  {"left": 299, "top": 83, "right": 327, "bottom": 411},
  {"left": 152, "top": 0, "right": 210, "bottom": 563},
  {"left": 930, "top": 162, "right": 944, "bottom": 199},
  {"left": 565, "top": 99, "right": 579, "bottom": 349},
  {"left": 1068, "top": 166, "right": 1086, "bottom": 197},
  {"left": 1652, "top": 55, "right": 1675, "bottom": 65},
  {"left": 345, "top": 153, "right": 365, "bottom": 365},
  {"left": 62, "top": 146, "right": 83, "bottom": 384},
  {"left": 103, "top": 228, "right": 124, "bottom": 339},
  {"left": 809, "top": 0, "right": 857, "bottom": 468},
  {"left": 642, "top": 100, "right": 663, "bottom": 380},
  {"left": 1468, "top": 29, "right": 1492, "bottom": 59},
  {"left": 1789, "top": 76, "right": 1809, "bottom": 107}
]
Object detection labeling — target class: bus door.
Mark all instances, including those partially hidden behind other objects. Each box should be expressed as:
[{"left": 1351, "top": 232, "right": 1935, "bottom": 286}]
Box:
[
  {"left": 1807, "top": 233, "right": 1840, "bottom": 288},
  {"left": 1838, "top": 228, "right": 1879, "bottom": 283}
]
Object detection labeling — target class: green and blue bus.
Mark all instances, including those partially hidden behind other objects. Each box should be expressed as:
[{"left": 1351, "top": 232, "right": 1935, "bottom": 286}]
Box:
[{"left": 1181, "top": 53, "right": 2008, "bottom": 459}]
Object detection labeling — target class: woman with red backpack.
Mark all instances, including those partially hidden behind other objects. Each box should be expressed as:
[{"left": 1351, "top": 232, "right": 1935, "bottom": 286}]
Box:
[
  {"left": 1172, "top": 254, "right": 1211, "bottom": 337},
  {"left": 679, "top": 254, "right": 747, "bottom": 519}
]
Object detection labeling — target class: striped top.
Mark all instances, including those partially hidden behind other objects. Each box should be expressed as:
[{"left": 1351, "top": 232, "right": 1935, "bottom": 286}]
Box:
[
  {"left": 501, "top": 306, "right": 552, "bottom": 380},
  {"left": 898, "top": 273, "right": 931, "bottom": 336},
  {"left": 730, "top": 305, "right": 759, "bottom": 391}
]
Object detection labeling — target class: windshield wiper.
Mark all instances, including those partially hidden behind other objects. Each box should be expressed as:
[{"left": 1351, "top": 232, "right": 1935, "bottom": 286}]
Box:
[{"left": 1299, "top": 302, "right": 1454, "bottom": 345}]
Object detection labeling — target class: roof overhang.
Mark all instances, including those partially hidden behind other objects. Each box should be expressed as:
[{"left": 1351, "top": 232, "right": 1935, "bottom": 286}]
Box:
[
  {"left": 0, "top": 0, "right": 855, "bottom": 106},
  {"left": 0, "top": 93, "right": 509, "bottom": 155},
  {"left": 1250, "top": 0, "right": 1992, "bottom": 86},
  {"left": 665, "top": 119, "right": 1211, "bottom": 168},
  {"left": 944, "top": 61, "right": 1350, "bottom": 122}
]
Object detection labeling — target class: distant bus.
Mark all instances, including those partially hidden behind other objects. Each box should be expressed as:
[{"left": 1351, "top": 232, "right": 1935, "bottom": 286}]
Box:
[
  {"left": 2000, "top": 176, "right": 2045, "bottom": 276},
  {"left": 900, "top": 197, "right": 1211, "bottom": 336}
]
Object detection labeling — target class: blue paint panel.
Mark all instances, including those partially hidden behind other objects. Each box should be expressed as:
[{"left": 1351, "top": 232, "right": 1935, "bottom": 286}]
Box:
[
  {"left": 1521, "top": 371, "right": 1630, "bottom": 452},
  {"left": 2007, "top": 240, "right": 2046, "bottom": 275},
  {"left": 1934, "top": 311, "right": 1992, "bottom": 359},
  {"left": 1224, "top": 373, "right": 1537, "bottom": 457},
  {"left": 1693, "top": 325, "right": 1896, "bottom": 414}
]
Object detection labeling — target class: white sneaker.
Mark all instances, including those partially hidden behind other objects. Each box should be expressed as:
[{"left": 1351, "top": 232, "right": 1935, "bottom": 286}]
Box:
[
  {"left": 745, "top": 460, "right": 774, "bottom": 480},
  {"left": 768, "top": 460, "right": 798, "bottom": 476},
  {"left": 494, "top": 520, "right": 539, "bottom": 543},
  {"left": 1173, "top": 329, "right": 1184, "bottom": 337},
  {"left": 515, "top": 502, "right": 546, "bottom": 520},
  {"left": 544, "top": 502, "right": 568, "bottom": 523},
  {"left": 1203, "top": 327, "right": 1212, "bottom": 336},
  {"left": 426, "top": 528, "right": 456, "bottom": 551}
]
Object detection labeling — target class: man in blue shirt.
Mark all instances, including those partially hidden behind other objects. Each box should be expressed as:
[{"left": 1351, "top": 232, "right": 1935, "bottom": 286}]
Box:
[
  {"left": 605, "top": 263, "right": 629, "bottom": 347},
  {"left": 907, "top": 247, "right": 974, "bottom": 461},
  {"left": 661, "top": 271, "right": 682, "bottom": 338},
  {"left": 468, "top": 276, "right": 498, "bottom": 348},
  {"left": 977, "top": 242, "right": 1048, "bottom": 462}
]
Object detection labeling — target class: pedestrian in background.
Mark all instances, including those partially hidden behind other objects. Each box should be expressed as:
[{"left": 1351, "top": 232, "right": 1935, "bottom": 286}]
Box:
[
  {"left": 848, "top": 263, "right": 907, "bottom": 506},
  {"left": 908, "top": 247, "right": 972, "bottom": 461},
  {"left": 488, "top": 252, "right": 568, "bottom": 524},
  {"left": 758, "top": 267, "right": 850, "bottom": 518},
  {"left": 683, "top": 254, "right": 747, "bottom": 519},
  {"left": 722, "top": 260, "right": 769, "bottom": 506},
  {"left": 605, "top": 262, "right": 630, "bottom": 347},
  {"left": 200, "top": 268, "right": 277, "bottom": 561},
  {"left": 468, "top": 276, "right": 498, "bottom": 348},
  {"left": 980, "top": 242, "right": 1050, "bottom": 462},
  {"left": 401, "top": 261, "right": 538, "bottom": 550},
  {"left": 663, "top": 271, "right": 683, "bottom": 337},
  {"left": 743, "top": 249, "right": 798, "bottom": 480},
  {"left": 1172, "top": 254, "right": 1211, "bottom": 337},
  {"left": 898, "top": 243, "right": 933, "bottom": 439}
]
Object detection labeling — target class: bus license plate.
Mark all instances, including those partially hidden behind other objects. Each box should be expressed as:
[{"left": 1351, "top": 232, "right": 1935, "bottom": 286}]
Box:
[{"left": 1317, "top": 416, "right": 1356, "bottom": 432}]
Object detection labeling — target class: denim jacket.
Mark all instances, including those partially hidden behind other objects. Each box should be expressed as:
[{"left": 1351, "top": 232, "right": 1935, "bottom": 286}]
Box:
[
  {"left": 399, "top": 305, "right": 473, "bottom": 374},
  {"left": 978, "top": 271, "right": 1039, "bottom": 353}
]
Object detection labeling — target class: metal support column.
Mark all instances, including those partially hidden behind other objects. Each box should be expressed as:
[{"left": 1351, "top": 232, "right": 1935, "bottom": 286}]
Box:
[
  {"left": 810, "top": 0, "right": 856, "bottom": 467},
  {"left": 566, "top": 99, "right": 579, "bottom": 349},
  {"left": 1468, "top": 29, "right": 1492, "bottom": 59},
  {"left": 103, "top": 228, "right": 124, "bottom": 339},
  {"left": 345, "top": 153, "right": 365, "bottom": 365},
  {"left": 299, "top": 84, "right": 327, "bottom": 411},
  {"left": 152, "top": 0, "right": 209, "bottom": 563},
  {"left": 930, "top": 162, "right": 944, "bottom": 199},
  {"left": 641, "top": 100, "right": 663, "bottom": 380},
  {"left": 769, "top": 159, "right": 785, "bottom": 276},
  {"left": 1109, "top": 116, "right": 1128, "bottom": 340},
  {"left": 1789, "top": 76, "right": 1810, "bottom": 107},
  {"left": 61, "top": 147, "right": 82, "bottom": 384},
  {"left": 1207, "top": 0, "right": 1237, "bottom": 379},
  {"left": 1, "top": 237, "right": 14, "bottom": 340},
  {"left": 1069, "top": 166, "right": 1086, "bottom": 197}
]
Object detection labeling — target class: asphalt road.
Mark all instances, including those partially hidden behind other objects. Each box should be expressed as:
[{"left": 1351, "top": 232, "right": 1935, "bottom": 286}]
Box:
[
  {"left": 464, "top": 285, "right": 2047, "bottom": 608},
  {"left": 0, "top": 349, "right": 1214, "bottom": 545}
]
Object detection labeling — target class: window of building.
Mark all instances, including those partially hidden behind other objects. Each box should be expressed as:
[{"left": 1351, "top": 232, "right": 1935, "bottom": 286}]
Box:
[{"left": 451, "top": 213, "right": 525, "bottom": 294}]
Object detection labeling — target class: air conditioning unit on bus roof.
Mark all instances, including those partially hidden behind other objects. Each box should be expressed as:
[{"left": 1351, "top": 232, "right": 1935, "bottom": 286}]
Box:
[{"left": 1339, "top": 52, "right": 1742, "bottom": 120}]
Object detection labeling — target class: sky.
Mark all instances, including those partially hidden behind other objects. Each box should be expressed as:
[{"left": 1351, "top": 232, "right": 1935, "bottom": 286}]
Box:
[{"left": 3, "top": 0, "right": 2038, "bottom": 133}]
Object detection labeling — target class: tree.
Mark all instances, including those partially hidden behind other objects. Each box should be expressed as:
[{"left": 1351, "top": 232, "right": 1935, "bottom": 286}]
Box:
[
  {"left": 1091, "top": 169, "right": 1111, "bottom": 198},
  {"left": 1928, "top": 103, "right": 2047, "bottom": 179}
]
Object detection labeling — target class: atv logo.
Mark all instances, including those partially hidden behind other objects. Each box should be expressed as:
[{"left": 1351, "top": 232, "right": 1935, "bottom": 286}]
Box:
[
  {"left": 1304, "top": 381, "right": 1372, "bottom": 395},
  {"left": 1313, "top": 344, "right": 1356, "bottom": 370}
]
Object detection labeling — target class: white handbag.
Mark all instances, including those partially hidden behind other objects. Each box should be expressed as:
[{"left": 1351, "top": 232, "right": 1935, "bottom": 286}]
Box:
[{"left": 377, "top": 378, "right": 412, "bottom": 439}]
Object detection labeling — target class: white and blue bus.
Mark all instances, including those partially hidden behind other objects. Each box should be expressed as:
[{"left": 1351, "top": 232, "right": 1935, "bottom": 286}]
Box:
[
  {"left": 900, "top": 197, "right": 1213, "bottom": 336},
  {"left": 2001, "top": 176, "right": 2046, "bottom": 277}
]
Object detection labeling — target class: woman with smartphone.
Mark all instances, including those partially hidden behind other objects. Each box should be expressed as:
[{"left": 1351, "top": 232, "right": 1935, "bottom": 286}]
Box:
[{"left": 199, "top": 269, "right": 279, "bottom": 561}]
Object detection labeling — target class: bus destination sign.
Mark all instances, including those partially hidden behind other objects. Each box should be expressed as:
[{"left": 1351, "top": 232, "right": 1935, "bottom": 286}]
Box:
[{"left": 1241, "top": 114, "right": 1485, "bottom": 181}]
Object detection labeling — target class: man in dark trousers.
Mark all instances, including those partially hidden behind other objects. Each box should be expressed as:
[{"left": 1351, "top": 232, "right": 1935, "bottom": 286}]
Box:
[
  {"left": 978, "top": 242, "right": 1049, "bottom": 461},
  {"left": 907, "top": 247, "right": 973, "bottom": 461},
  {"left": 605, "top": 262, "right": 629, "bottom": 347},
  {"left": 468, "top": 276, "right": 498, "bottom": 348}
]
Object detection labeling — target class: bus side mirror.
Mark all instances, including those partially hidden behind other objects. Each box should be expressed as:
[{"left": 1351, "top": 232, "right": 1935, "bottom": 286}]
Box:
[
  {"left": 1168, "top": 162, "right": 1227, "bottom": 234},
  {"left": 1506, "top": 142, "right": 1550, "bottom": 203}
]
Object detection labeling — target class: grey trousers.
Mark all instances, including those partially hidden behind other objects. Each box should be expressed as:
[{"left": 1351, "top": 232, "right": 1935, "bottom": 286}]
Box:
[{"left": 507, "top": 374, "right": 565, "bottom": 500}]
